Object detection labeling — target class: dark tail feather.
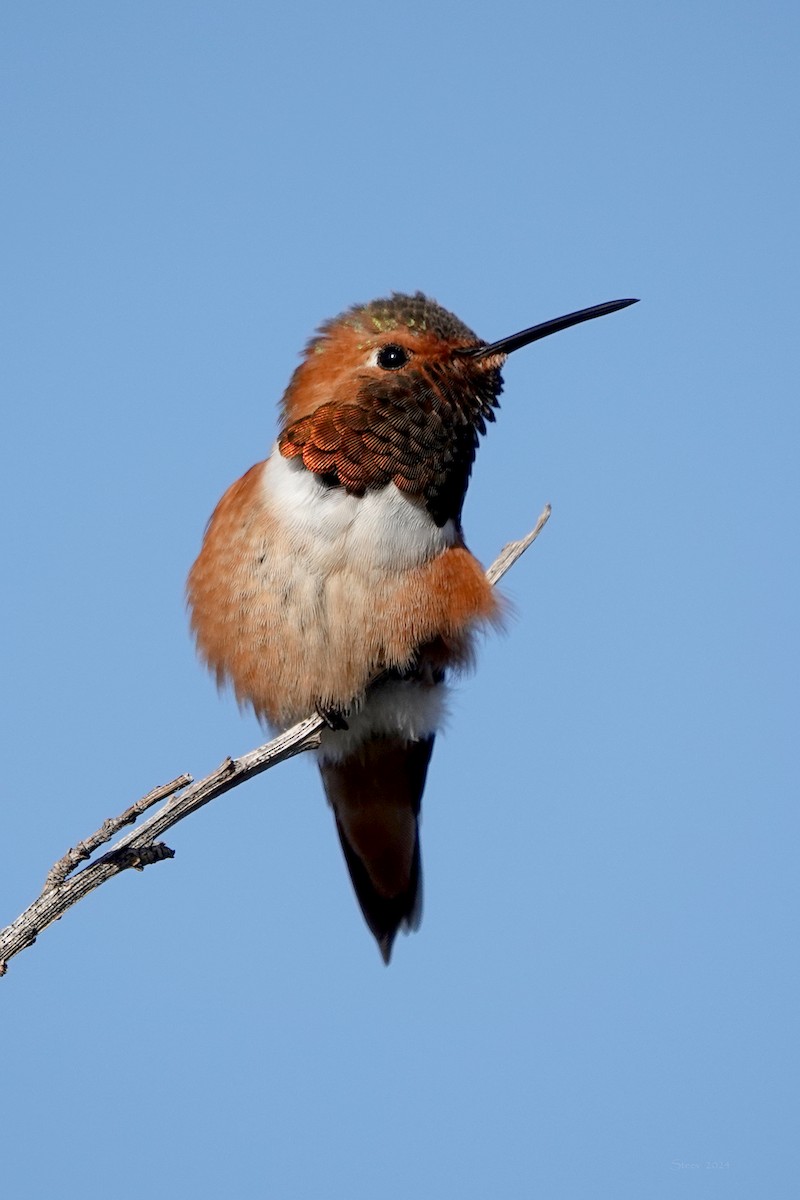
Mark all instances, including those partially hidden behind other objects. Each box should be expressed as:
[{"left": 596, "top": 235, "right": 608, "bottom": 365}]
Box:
[
  {"left": 320, "top": 734, "right": 434, "bottom": 963},
  {"left": 334, "top": 815, "right": 422, "bottom": 963}
]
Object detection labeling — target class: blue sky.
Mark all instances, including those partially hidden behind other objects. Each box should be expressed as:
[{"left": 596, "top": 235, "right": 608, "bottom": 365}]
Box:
[{"left": 1, "top": 3, "right": 797, "bottom": 1197}]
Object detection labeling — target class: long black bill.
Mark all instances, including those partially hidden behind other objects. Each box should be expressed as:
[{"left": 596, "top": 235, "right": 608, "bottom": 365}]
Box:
[{"left": 461, "top": 298, "right": 638, "bottom": 359}]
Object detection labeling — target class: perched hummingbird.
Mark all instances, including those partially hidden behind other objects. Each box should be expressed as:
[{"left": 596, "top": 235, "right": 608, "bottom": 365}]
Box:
[{"left": 187, "top": 292, "right": 636, "bottom": 962}]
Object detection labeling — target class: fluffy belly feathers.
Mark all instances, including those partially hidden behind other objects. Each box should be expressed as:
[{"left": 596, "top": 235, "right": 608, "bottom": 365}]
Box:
[{"left": 187, "top": 452, "right": 499, "bottom": 728}]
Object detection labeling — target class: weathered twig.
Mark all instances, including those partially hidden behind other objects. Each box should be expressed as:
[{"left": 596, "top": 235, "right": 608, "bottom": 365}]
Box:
[
  {"left": 43, "top": 775, "right": 193, "bottom": 889},
  {"left": 485, "top": 504, "right": 551, "bottom": 586},
  {"left": 0, "top": 505, "right": 550, "bottom": 976},
  {"left": 0, "top": 716, "right": 325, "bottom": 975}
]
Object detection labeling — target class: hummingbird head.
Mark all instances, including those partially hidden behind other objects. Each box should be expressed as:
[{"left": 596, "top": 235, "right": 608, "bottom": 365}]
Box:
[
  {"left": 280, "top": 292, "right": 496, "bottom": 424},
  {"left": 278, "top": 292, "right": 637, "bottom": 526}
]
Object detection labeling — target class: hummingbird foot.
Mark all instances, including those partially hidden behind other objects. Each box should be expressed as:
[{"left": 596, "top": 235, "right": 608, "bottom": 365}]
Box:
[{"left": 315, "top": 702, "right": 350, "bottom": 731}]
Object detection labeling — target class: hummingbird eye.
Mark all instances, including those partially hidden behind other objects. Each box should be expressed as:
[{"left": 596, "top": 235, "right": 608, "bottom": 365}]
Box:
[{"left": 376, "top": 343, "right": 410, "bottom": 371}]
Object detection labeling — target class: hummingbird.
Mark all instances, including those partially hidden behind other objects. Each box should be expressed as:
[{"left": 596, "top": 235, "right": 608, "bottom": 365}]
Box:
[{"left": 187, "top": 291, "right": 636, "bottom": 962}]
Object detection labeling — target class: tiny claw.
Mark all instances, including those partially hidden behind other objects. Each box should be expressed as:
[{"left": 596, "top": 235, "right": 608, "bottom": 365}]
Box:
[{"left": 315, "top": 702, "right": 349, "bottom": 731}]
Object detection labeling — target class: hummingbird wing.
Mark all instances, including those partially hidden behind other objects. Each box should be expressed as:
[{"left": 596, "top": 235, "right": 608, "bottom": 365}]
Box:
[{"left": 319, "top": 732, "right": 434, "bottom": 964}]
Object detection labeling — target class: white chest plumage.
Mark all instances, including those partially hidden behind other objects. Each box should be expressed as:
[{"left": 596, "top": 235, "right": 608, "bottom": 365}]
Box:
[{"left": 261, "top": 451, "right": 458, "bottom": 576}]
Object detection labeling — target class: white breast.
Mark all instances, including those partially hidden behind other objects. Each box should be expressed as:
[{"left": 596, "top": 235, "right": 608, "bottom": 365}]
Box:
[{"left": 262, "top": 450, "right": 457, "bottom": 575}]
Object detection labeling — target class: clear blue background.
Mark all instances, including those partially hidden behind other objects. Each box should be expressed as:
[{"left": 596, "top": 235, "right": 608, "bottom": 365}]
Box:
[{"left": 2, "top": 3, "right": 797, "bottom": 1197}]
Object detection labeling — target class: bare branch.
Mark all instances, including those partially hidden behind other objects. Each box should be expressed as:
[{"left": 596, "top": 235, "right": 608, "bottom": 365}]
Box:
[
  {"left": 0, "top": 506, "right": 551, "bottom": 976},
  {"left": 43, "top": 775, "right": 193, "bottom": 890},
  {"left": 485, "top": 503, "right": 551, "bottom": 586}
]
